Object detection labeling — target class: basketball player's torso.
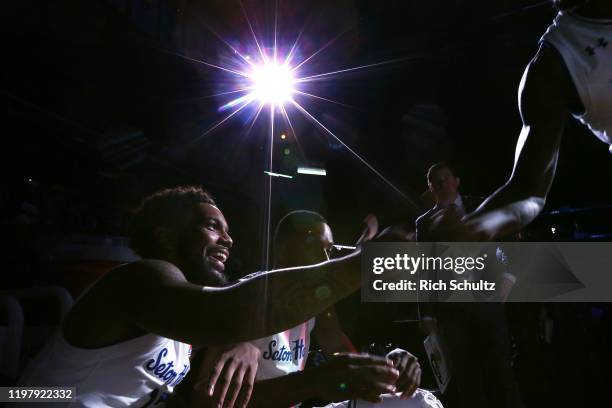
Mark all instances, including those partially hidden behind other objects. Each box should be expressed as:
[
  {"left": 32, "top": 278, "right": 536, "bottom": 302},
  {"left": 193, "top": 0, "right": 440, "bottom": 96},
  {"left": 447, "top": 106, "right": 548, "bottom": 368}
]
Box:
[
  {"left": 541, "top": 11, "right": 612, "bottom": 147},
  {"left": 15, "top": 331, "right": 192, "bottom": 407},
  {"left": 16, "top": 265, "right": 192, "bottom": 407}
]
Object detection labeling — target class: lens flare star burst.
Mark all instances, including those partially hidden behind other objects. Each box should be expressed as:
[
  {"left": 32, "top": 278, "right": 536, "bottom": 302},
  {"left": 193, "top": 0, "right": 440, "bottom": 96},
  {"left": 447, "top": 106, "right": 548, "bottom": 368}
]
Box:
[
  {"left": 178, "top": 3, "right": 420, "bottom": 267},
  {"left": 251, "top": 62, "right": 295, "bottom": 104},
  {"left": 197, "top": 33, "right": 414, "bottom": 212}
]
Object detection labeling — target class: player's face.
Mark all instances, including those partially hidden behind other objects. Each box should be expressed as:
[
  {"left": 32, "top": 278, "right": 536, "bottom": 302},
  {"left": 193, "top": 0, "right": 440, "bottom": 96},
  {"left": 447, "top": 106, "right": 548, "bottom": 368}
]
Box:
[
  {"left": 300, "top": 222, "right": 335, "bottom": 265},
  {"left": 429, "top": 168, "right": 459, "bottom": 202},
  {"left": 177, "top": 203, "right": 233, "bottom": 286}
]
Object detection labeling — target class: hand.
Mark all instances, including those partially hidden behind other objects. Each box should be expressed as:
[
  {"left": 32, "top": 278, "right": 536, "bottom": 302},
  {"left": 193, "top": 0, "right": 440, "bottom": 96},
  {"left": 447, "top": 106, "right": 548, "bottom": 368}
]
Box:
[
  {"left": 386, "top": 348, "right": 421, "bottom": 399},
  {"left": 460, "top": 217, "right": 496, "bottom": 241},
  {"left": 375, "top": 225, "right": 416, "bottom": 242},
  {"left": 312, "top": 353, "right": 400, "bottom": 403},
  {"left": 355, "top": 214, "right": 379, "bottom": 246},
  {"left": 193, "top": 343, "right": 260, "bottom": 408},
  {"left": 426, "top": 207, "right": 462, "bottom": 241},
  {"left": 428, "top": 210, "right": 492, "bottom": 242}
]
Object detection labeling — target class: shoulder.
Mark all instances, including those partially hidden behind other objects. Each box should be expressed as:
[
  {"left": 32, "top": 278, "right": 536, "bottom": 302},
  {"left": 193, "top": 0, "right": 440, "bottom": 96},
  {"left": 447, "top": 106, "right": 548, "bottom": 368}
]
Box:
[
  {"left": 74, "top": 260, "right": 187, "bottom": 321},
  {"left": 104, "top": 259, "right": 187, "bottom": 287},
  {"left": 528, "top": 43, "right": 573, "bottom": 86},
  {"left": 520, "top": 43, "right": 575, "bottom": 118},
  {"left": 62, "top": 260, "right": 188, "bottom": 347}
]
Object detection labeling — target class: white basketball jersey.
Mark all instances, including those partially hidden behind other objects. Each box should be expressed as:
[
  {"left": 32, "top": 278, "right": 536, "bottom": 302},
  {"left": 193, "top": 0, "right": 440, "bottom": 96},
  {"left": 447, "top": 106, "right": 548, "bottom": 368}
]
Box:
[
  {"left": 250, "top": 318, "right": 316, "bottom": 381},
  {"left": 540, "top": 11, "right": 612, "bottom": 150},
  {"left": 13, "top": 331, "right": 191, "bottom": 407}
]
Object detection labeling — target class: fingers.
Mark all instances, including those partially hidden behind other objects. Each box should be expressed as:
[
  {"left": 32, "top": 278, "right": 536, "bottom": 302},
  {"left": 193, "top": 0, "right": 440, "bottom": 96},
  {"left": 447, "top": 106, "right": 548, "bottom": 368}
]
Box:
[
  {"left": 408, "top": 368, "right": 422, "bottom": 398},
  {"left": 226, "top": 366, "right": 248, "bottom": 408},
  {"left": 400, "top": 361, "right": 421, "bottom": 399},
  {"left": 393, "top": 353, "right": 419, "bottom": 398},
  {"left": 355, "top": 214, "right": 379, "bottom": 245},
  {"left": 205, "top": 355, "right": 227, "bottom": 397},
  {"left": 233, "top": 366, "right": 256, "bottom": 408},
  {"left": 211, "top": 358, "right": 238, "bottom": 408},
  {"left": 429, "top": 209, "right": 464, "bottom": 240},
  {"left": 364, "top": 214, "right": 379, "bottom": 237},
  {"left": 354, "top": 364, "right": 400, "bottom": 386},
  {"left": 395, "top": 353, "right": 415, "bottom": 376},
  {"left": 353, "top": 378, "right": 398, "bottom": 403},
  {"left": 393, "top": 353, "right": 409, "bottom": 373},
  {"left": 340, "top": 354, "right": 400, "bottom": 389},
  {"left": 335, "top": 353, "right": 394, "bottom": 367}
]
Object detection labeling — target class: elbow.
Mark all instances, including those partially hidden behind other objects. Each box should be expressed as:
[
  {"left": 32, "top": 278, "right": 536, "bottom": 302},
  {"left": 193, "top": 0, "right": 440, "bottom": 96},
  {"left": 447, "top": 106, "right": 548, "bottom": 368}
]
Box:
[
  {"left": 522, "top": 196, "right": 545, "bottom": 220},
  {"left": 504, "top": 177, "right": 547, "bottom": 217}
]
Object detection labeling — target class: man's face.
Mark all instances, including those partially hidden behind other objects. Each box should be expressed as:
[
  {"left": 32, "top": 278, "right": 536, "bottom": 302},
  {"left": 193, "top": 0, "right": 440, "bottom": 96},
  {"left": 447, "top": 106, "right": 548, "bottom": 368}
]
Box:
[
  {"left": 428, "top": 167, "right": 460, "bottom": 203},
  {"left": 283, "top": 222, "right": 334, "bottom": 267},
  {"left": 177, "top": 203, "right": 233, "bottom": 286},
  {"left": 306, "top": 222, "right": 334, "bottom": 264}
]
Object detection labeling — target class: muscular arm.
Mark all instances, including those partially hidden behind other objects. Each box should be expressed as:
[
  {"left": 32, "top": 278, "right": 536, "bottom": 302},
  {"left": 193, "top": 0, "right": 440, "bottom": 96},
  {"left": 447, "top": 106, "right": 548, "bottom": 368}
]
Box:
[
  {"left": 463, "top": 44, "right": 574, "bottom": 239},
  {"left": 111, "top": 251, "right": 362, "bottom": 346}
]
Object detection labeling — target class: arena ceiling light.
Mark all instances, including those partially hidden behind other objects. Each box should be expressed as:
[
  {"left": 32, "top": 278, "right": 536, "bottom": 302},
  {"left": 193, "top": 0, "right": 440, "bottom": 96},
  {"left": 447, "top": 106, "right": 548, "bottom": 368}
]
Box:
[
  {"left": 166, "top": 4, "right": 422, "bottom": 269},
  {"left": 297, "top": 166, "right": 326, "bottom": 176},
  {"left": 264, "top": 171, "right": 293, "bottom": 179},
  {"left": 250, "top": 62, "right": 296, "bottom": 105},
  {"left": 165, "top": 2, "right": 424, "bottom": 268}
]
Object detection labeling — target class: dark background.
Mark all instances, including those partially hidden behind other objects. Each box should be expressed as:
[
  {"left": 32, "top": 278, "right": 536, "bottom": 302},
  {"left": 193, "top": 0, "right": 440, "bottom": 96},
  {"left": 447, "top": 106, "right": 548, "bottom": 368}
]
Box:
[
  {"left": 1, "top": 0, "right": 611, "bottom": 277},
  {"left": 1, "top": 2, "right": 612, "bottom": 404}
]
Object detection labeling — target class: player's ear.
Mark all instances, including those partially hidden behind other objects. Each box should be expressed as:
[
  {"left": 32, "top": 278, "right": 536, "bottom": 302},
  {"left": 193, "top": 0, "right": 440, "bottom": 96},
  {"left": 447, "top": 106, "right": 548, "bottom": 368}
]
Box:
[
  {"left": 275, "top": 241, "right": 293, "bottom": 267},
  {"left": 455, "top": 177, "right": 461, "bottom": 188},
  {"left": 154, "top": 227, "right": 177, "bottom": 254}
]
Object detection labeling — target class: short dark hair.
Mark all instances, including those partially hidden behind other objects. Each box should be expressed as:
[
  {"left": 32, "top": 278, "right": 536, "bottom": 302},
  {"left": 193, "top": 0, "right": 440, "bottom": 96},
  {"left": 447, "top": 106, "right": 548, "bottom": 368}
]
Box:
[
  {"left": 426, "top": 162, "right": 456, "bottom": 183},
  {"left": 128, "top": 186, "right": 216, "bottom": 257},
  {"left": 273, "top": 210, "right": 327, "bottom": 261}
]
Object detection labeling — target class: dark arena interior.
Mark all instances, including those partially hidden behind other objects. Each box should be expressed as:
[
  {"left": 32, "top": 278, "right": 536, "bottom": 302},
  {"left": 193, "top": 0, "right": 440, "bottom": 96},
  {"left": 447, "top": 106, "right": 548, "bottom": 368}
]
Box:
[{"left": 1, "top": 1, "right": 612, "bottom": 407}]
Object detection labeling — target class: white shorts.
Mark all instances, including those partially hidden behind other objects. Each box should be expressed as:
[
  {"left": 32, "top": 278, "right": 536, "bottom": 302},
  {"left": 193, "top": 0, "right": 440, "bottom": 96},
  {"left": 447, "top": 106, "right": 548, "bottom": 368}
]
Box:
[{"left": 316, "top": 389, "right": 443, "bottom": 408}]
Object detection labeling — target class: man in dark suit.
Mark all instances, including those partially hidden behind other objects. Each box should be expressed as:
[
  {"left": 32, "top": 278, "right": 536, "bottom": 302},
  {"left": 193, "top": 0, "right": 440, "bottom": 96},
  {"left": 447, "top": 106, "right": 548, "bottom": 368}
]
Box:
[
  {"left": 416, "top": 163, "right": 485, "bottom": 240},
  {"left": 415, "top": 163, "right": 522, "bottom": 408}
]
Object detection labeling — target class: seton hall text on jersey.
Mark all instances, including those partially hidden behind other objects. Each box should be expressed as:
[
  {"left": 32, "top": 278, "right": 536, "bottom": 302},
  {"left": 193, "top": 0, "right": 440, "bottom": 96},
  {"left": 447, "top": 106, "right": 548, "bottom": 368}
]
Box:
[
  {"left": 262, "top": 339, "right": 306, "bottom": 362},
  {"left": 144, "top": 347, "right": 189, "bottom": 386}
]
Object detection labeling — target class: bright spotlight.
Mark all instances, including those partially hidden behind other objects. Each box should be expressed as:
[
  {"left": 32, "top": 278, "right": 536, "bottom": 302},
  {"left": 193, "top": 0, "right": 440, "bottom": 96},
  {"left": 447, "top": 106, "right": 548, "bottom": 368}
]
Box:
[{"left": 251, "top": 62, "right": 295, "bottom": 104}]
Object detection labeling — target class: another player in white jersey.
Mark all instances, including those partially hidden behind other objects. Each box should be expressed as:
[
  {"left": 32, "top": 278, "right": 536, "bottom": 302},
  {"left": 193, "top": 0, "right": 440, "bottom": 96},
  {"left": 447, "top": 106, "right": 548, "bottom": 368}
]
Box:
[
  {"left": 194, "top": 211, "right": 443, "bottom": 408},
  {"left": 13, "top": 186, "right": 377, "bottom": 407},
  {"left": 429, "top": 0, "right": 612, "bottom": 240}
]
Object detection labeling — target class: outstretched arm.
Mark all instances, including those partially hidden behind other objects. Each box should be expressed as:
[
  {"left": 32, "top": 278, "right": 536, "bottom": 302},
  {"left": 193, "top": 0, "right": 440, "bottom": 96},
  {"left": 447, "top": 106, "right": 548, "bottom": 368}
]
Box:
[
  {"left": 460, "top": 44, "right": 573, "bottom": 239},
  {"left": 64, "top": 217, "right": 379, "bottom": 350},
  {"left": 112, "top": 250, "right": 363, "bottom": 346}
]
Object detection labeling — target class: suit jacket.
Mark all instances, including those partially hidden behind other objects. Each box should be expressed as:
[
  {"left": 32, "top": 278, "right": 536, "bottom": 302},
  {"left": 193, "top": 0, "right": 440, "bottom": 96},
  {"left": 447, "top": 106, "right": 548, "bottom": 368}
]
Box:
[
  {"left": 415, "top": 195, "right": 482, "bottom": 242},
  {"left": 414, "top": 195, "right": 511, "bottom": 318}
]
